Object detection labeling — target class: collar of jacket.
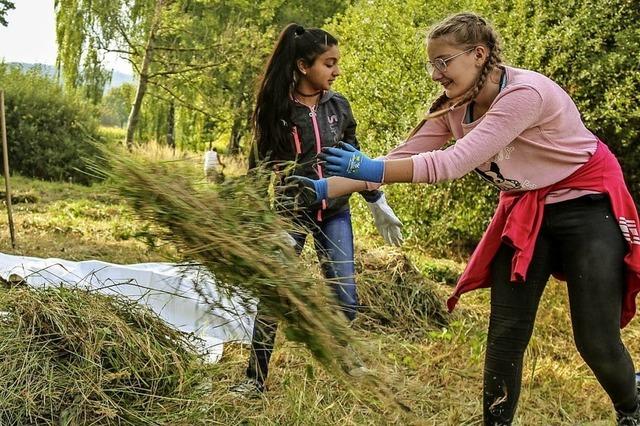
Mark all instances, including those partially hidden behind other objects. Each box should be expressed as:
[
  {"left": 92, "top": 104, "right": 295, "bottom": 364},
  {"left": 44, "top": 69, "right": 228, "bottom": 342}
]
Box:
[{"left": 290, "top": 90, "right": 335, "bottom": 106}]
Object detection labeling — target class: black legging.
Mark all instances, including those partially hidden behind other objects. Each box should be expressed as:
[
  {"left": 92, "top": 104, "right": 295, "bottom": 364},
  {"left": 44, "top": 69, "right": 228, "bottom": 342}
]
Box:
[{"left": 484, "top": 194, "right": 637, "bottom": 425}]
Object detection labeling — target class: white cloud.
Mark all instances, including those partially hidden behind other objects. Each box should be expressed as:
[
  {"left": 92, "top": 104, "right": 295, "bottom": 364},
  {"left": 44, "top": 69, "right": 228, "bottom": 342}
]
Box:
[{"left": 0, "top": 0, "right": 57, "bottom": 65}]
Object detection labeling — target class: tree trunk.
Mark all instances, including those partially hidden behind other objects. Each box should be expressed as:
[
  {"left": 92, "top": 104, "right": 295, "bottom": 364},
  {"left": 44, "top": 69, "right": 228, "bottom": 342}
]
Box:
[
  {"left": 166, "top": 101, "right": 175, "bottom": 148},
  {"left": 124, "top": 0, "right": 164, "bottom": 148},
  {"left": 227, "top": 111, "right": 246, "bottom": 155}
]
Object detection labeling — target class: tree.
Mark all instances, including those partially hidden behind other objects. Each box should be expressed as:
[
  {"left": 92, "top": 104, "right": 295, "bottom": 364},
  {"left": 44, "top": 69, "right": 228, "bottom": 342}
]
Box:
[
  {"left": 0, "top": 0, "right": 15, "bottom": 27},
  {"left": 124, "top": 0, "right": 165, "bottom": 148},
  {"left": 100, "top": 83, "right": 136, "bottom": 127},
  {"left": 56, "top": 0, "right": 229, "bottom": 147},
  {"left": 331, "top": 0, "right": 640, "bottom": 251},
  {"left": 55, "top": 0, "right": 352, "bottom": 150}
]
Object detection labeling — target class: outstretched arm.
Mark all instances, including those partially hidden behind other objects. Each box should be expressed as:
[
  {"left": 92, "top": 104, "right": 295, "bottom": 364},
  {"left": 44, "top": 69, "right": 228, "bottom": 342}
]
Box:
[
  {"left": 324, "top": 157, "right": 414, "bottom": 198},
  {"left": 321, "top": 142, "right": 414, "bottom": 198},
  {"left": 280, "top": 155, "right": 414, "bottom": 210}
]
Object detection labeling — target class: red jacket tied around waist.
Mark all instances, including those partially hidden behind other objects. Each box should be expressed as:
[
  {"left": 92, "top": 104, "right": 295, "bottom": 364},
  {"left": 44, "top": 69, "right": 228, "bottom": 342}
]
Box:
[{"left": 448, "top": 141, "right": 640, "bottom": 328}]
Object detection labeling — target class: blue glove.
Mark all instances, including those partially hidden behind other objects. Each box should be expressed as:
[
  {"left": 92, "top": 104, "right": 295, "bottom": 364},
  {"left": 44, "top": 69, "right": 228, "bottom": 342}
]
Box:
[
  {"left": 275, "top": 176, "right": 328, "bottom": 212},
  {"left": 320, "top": 142, "right": 384, "bottom": 183}
]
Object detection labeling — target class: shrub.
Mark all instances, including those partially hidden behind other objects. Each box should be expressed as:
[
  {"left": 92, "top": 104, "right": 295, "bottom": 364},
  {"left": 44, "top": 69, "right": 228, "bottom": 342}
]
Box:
[{"left": 0, "top": 64, "right": 104, "bottom": 184}]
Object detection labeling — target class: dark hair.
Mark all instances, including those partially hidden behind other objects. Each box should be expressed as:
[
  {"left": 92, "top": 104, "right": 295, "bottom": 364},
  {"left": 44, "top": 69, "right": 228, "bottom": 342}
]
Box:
[{"left": 249, "top": 24, "right": 338, "bottom": 168}]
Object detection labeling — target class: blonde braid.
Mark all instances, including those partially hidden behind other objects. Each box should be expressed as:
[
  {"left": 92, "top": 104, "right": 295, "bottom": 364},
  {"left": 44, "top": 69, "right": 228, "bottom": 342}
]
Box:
[
  {"left": 448, "top": 44, "right": 501, "bottom": 111},
  {"left": 414, "top": 13, "right": 504, "bottom": 128}
]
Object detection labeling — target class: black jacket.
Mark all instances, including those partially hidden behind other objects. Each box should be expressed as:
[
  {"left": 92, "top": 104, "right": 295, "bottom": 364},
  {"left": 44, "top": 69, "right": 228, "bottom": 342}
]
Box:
[{"left": 252, "top": 90, "right": 380, "bottom": 220}]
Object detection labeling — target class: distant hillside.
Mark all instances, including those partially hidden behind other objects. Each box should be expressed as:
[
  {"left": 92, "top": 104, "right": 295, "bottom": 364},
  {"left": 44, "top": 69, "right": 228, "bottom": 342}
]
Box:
[{"left": 5, "top": 62, "right": 135, "bottom": 91}]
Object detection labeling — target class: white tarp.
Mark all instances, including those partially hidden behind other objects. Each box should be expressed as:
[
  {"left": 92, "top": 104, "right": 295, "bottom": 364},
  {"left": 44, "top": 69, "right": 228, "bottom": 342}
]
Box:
[{"left": 0, "top": 253, "right": 255, "bottom": 363}]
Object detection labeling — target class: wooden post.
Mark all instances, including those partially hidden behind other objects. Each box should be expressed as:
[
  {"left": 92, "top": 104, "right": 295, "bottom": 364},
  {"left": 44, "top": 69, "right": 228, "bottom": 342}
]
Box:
[{"left": 0, "top": 91, "right": 16, "bottom": 248}]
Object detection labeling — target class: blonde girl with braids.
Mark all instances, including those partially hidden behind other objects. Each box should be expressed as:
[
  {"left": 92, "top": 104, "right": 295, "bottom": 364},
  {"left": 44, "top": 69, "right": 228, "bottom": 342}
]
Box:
[{"left": 282, "top": 12, "right": 640, "bottom": 425}]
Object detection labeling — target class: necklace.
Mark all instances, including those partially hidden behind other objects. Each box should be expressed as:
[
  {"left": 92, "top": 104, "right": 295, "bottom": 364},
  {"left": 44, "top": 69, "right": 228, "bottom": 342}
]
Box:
[
  {"left": 293, "top": 89, "right": 323, "bottom": 108},
  {"left": 294, "top": 89, "right": 322, "bottom": 97}
]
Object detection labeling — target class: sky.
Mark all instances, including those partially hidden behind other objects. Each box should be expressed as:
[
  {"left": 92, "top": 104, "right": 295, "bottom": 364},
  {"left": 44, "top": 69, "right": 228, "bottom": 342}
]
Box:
[{"left": 0, "top": 0, "right": 131, "bottom": 74}]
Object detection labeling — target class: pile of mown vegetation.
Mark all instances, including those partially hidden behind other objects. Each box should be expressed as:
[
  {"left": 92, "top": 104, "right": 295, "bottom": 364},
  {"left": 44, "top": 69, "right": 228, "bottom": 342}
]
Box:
[
  {"left": 355, "top": 247, "right": 450, "bottom": 339},
  {"left": 0, "top": 284, "right": 207, "bottom": 424}
]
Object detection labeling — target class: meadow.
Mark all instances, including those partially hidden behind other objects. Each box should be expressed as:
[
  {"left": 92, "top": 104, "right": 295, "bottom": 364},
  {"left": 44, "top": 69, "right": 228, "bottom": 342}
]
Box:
[{"left": 0, "top": 146, "right": 635, "bottom": 425}]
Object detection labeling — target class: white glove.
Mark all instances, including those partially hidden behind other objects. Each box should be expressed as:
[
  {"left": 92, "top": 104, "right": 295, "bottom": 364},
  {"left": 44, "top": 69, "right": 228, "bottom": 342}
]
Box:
[
  {"left": 278, "top": 230, "right": 298, "bottom": 248},
  {"left": 367, "top": 193, "right": 403, "bottom": 246}
]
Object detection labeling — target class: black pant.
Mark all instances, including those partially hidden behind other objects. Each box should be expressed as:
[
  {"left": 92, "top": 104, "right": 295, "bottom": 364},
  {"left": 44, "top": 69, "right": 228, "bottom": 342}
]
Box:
[{"left": 484, "top": 194, "right": 637, "bottom": 425}]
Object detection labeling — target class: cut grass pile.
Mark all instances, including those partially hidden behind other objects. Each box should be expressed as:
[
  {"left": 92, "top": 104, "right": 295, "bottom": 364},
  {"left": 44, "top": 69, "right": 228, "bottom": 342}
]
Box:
[
  {"left": 0, "top": 145, "right": 637, "bottom": 424},
  {"left": 0, "top": 284, "right": 206, "bottom": 425},
  {"left": 355, "top": 246, "right": 449, "bottom": 339}
]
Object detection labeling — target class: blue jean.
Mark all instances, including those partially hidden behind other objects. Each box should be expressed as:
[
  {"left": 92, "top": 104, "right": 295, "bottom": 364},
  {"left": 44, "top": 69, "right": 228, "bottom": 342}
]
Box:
[
  {"left": 484, "top": 194, "right": 637, "bottom": 425},
  {"left": 247, "top": 209, "right": 357, "bottom": 385}
]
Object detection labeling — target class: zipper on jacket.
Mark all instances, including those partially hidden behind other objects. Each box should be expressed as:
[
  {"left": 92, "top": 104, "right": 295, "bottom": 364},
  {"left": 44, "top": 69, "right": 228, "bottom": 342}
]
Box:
[
  {"left": 307, "top": 104, "right": 327, "bottom": 221},
  {"left": 293, "top": 97, "right": 327, "bottom": 222}
]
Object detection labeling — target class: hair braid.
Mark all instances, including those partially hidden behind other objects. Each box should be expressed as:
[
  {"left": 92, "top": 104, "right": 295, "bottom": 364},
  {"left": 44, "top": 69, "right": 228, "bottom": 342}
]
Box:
[
  {"left": 449, "top": 45, "right": 501, "bottom": 110},
  {"left": 419, "top": 13, "right": 504, "bottom": 122}
]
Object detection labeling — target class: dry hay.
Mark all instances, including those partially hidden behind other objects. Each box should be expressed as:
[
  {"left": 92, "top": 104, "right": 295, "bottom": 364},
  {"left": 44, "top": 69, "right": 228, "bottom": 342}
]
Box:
[
  {"left": 99, "top": 150, "right": 414, "bottom": 418},
  {"left": 355, "top": 247, "right": 449, "bottom": 339},
  {"left": 0, "top": 284, "right": 205, "bottom": 425}
]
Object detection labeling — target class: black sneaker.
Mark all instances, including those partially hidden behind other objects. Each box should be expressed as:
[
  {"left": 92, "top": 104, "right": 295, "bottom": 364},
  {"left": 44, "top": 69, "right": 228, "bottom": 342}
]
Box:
[
  {"left": 617, "top": 393, "right": 640, "bottom": 426},
  {"left": 617, "top": 409, "right": 640, "bottom": 426},
  {"left": 229, "top": 378, "right": 264, "bottom": 398}
]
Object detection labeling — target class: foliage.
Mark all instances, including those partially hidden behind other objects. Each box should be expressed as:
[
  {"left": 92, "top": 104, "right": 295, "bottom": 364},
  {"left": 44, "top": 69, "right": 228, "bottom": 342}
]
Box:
[
  {"left": 54, "top": 0, "right": 121, "bottom": 102},
  {"left": 100, "top": 83, "right": 136, "bottom": 127},
  {"left": 479, "top": 0, "right": 640, "bottom": 196},
  {"left": 0, "top": 65, "right": 104, "bottom": 184},
  {"left": 0, "top": 0, "right": 14, "bottom": 26},
  {"left": 52, "top": 0, "right": 640, "bottom": 252},
  {"left": 329, "top": 0, "right": 496, "bottom": 252},
  {"left": 55, "top": 0, "right": 352, "bottom": 149}
]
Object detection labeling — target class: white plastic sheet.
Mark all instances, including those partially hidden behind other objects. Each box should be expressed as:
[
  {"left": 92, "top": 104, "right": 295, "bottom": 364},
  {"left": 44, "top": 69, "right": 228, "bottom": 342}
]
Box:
[{"left": 0, "top": 253, "right": 255, "bottom": 363}]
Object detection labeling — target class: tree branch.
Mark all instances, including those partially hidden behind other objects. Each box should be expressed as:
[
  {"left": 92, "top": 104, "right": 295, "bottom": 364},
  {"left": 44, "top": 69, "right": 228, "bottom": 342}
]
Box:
[
  {"left": 147, "top": 62, "right": 226, "bottom": 78},
  {"left": 147, "top": 80, "right": 216, "bottom": 119}
]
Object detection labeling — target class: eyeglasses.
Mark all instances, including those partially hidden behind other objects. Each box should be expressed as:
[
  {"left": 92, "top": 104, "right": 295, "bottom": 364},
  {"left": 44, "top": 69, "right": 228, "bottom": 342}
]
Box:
[{"left": 426, "top": 47, "right": 475, "bottom": 74}]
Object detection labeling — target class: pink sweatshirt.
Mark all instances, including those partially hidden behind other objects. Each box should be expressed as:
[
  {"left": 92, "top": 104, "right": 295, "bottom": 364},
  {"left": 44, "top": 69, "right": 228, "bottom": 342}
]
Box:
[{"left": 373, "top": 66, "right": 599, "bottom": 203}]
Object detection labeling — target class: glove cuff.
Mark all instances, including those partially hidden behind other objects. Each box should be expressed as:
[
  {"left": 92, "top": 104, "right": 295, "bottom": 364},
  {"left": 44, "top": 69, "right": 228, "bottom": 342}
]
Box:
[
  {"left": 367, "top": 159, "right": 385, "bottom": 183},
  {"left": 314, "top": 178, "right": 328, "bottom": 203},
  {"left": 367, "top": 191, "right": 386, "bottom": 206}
]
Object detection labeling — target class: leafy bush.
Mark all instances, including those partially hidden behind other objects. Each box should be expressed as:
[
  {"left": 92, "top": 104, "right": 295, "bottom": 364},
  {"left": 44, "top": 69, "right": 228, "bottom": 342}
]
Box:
[
  {"left": 100, "top": 83, "right": 135, "bottom": 128},
  {"left": 329, "top": 0, "right": 496, "bottom": 252},
  {"left": 0, "top": 64, "right": 104, "bottom": 184}
]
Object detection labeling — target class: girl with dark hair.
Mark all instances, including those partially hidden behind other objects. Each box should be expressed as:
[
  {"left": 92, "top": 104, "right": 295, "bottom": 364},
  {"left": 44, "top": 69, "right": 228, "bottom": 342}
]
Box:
[
  {"left": 283, "top": 12, "right": 640, "bottom": 426},
  {"left": 231, "top": 23, "right": 403, "bottom": 397}
]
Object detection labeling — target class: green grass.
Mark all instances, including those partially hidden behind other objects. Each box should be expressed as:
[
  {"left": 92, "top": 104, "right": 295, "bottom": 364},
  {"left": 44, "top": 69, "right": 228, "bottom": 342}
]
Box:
[{"left": 0, "top": 170, "right": 636, "bottom": 425}]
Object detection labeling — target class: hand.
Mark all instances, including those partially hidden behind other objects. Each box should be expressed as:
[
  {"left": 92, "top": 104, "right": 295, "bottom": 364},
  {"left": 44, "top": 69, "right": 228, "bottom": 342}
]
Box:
[
  {"left": 275, "top": 175, "right": 328, "bottom": 213},
  {"left": 367, "top": 193, "right": 403, "bottom": 246},
  {"left": 320, "top": 142, "right": 384, "bottom": 183}
]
